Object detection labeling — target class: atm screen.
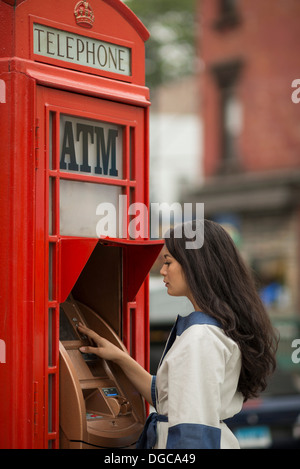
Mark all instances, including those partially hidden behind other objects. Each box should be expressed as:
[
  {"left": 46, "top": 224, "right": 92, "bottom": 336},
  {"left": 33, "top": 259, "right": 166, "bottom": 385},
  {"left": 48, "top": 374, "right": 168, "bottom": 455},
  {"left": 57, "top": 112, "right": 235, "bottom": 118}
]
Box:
[{"left": 59, "top": 307, "right": 79, "bottom": 341}]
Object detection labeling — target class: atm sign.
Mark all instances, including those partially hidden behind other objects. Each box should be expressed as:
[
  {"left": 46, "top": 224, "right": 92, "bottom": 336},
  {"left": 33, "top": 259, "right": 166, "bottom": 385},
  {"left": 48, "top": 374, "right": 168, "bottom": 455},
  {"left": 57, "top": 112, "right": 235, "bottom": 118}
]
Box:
[{"left": 60, "top": 114, "right": 123, "bottom": 179}]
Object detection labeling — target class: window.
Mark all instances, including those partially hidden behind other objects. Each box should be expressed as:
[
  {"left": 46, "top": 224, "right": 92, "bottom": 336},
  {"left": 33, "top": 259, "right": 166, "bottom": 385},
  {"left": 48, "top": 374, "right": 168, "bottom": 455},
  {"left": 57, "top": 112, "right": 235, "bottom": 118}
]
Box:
[
  {"left": 214, "top": 0, "right": 241, "bottom": 30},
  {"left": 211, "top": 59, "right": 244, "bottom": 173}
]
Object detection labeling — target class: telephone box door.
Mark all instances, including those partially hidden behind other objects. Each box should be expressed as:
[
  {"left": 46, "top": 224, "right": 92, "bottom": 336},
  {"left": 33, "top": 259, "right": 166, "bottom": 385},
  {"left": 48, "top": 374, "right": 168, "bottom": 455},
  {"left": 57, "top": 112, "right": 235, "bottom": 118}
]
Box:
[{"left": 35, "top": 85, "right": 151, "bottom": 448}]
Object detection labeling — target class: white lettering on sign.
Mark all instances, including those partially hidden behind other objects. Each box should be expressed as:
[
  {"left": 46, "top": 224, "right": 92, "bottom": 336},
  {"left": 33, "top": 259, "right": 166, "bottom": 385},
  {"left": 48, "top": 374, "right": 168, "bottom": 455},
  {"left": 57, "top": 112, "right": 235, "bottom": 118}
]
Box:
[
  {"left": 33, "top": 23, "right": 131, "bottom": 76},
  {"left": 60, "top": 115, "right": 123, "bottom": 179}
]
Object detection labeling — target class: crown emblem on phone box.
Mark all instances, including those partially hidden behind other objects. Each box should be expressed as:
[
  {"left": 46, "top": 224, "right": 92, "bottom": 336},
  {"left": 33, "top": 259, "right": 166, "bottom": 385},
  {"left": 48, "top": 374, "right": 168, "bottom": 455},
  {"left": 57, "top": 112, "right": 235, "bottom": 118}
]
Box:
[{"left": 74, "top": 1, "right": 95, "bottom": 28}]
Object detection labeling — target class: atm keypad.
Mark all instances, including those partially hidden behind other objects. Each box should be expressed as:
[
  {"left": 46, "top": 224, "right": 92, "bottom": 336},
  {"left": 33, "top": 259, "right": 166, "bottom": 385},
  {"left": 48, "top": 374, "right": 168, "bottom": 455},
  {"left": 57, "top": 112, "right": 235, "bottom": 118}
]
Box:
[{"left": 80, "top": 351, "right": 99, "bottom": 362}]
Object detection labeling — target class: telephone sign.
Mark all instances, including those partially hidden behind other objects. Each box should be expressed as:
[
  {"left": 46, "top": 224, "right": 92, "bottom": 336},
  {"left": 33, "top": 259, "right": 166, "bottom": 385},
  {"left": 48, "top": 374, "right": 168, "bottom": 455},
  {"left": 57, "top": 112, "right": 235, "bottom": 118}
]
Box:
[{"left": 33, "top": 23, "right": 131, "bottom": 77}]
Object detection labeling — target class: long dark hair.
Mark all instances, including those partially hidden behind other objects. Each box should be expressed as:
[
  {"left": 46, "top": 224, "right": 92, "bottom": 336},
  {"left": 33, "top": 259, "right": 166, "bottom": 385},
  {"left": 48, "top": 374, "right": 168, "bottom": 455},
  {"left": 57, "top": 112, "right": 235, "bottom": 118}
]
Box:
[{"left": 165, "top": 219, "right": 278, "bottom": 401}]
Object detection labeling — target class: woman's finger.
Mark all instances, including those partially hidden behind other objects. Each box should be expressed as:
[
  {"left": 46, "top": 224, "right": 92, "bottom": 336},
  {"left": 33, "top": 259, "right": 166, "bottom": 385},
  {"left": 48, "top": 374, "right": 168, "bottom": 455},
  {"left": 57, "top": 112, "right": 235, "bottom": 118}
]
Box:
[
  {"left": 79, "top": 345, "right": 99, "bottom": 354},
  {"left": 78, "top": 323, "right": 101, "bottom": 343}
]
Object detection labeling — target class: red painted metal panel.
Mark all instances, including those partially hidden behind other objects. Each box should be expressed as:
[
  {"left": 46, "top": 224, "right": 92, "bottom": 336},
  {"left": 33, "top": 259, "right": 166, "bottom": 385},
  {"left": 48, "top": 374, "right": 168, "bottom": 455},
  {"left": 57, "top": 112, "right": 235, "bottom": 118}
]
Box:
[
  {"left": 11, "top": 58, "right": 151, "bottom": 107},
  {"left": 59, "top": 238, "right": 98, "bottom": 303},
  {"left": 60, "top": 237, "right": 163, "bottom": 304},
  {"left": 12, "top": 0, "right": 148, "bottom": 85},
  {"left": 0, "top": 69, "right": 36, "bottom": 448}
]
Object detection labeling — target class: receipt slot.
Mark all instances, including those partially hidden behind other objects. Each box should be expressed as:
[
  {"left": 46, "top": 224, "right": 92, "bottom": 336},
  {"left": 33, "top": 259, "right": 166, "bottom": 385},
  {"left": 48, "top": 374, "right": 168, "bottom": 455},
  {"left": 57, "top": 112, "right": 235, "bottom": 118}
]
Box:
[{"left": 0, "top": 0, "right": 162, "bottom": 449}]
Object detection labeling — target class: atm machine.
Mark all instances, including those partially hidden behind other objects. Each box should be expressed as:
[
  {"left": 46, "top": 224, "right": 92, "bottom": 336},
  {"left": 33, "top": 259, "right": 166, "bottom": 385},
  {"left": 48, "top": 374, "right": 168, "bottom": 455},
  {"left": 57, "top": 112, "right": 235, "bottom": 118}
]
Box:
[
  {"left": 59, "top": 296, "right": 145, "bottom": 449},
  {"left": 58, "top": 240, "right": 161, "bottom": 449}
]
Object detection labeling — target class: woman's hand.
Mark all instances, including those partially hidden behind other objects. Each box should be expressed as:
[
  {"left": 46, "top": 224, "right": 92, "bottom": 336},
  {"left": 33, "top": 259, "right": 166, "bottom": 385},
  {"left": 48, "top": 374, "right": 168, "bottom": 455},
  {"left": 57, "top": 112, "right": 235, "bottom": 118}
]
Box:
[
  {"left": 78, "top": 323, "right": 153, "bottom": 405},
  {"left": 77, "top": 323, "right": 125, "bottom": 363}
]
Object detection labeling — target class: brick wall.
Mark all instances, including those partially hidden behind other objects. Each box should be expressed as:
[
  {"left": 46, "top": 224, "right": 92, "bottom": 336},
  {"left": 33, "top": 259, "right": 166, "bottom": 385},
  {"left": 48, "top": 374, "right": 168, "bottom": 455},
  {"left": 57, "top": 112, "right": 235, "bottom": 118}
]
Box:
[{"left": 198, "top": 0, "right": 300, "bottom": 176}]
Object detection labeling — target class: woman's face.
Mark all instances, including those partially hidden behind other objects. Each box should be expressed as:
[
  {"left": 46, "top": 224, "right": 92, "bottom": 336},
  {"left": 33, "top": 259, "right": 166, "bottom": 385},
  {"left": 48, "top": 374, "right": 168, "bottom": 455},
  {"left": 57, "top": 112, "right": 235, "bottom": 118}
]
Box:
[{"left": 160, "top": 245, "right": 189, "bottom": 298}]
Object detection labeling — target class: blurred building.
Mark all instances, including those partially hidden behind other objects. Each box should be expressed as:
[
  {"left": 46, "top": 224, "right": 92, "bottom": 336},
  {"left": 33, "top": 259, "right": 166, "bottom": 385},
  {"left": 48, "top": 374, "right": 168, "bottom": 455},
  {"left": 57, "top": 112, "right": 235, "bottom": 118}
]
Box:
[
  {"left": 184, "top": 0, "right": 300, "bottom": 333},
  {"left": 150, "top": 75, "right": 202, "bottom": 206},
  {"left": 148, "top": 75, "right": 202, "bottom": 372}
]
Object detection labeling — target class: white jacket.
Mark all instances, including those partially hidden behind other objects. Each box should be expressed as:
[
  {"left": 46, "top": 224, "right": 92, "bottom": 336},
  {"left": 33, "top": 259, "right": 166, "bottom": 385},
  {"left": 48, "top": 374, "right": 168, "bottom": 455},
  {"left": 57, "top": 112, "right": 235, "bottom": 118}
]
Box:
[{"left": 150, "top": 311, "right": 244, "bottom": 449}]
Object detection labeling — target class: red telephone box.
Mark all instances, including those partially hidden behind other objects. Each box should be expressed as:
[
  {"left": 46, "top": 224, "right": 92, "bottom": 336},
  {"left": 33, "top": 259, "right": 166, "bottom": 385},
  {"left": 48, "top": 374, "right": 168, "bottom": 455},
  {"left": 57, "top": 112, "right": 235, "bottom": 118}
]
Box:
[{"left": 0, "top": 0, "right": 162, "bottom": 449}]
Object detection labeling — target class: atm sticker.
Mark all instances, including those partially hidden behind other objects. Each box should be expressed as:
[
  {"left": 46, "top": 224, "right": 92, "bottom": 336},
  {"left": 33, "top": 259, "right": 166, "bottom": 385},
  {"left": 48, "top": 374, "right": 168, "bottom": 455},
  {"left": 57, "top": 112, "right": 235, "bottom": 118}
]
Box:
[
  {"left": 102, "top": 387, "right": 119, "bottom": 397},
  {"left": 86, "top": 412, "right": 103, "bottom": 420}
]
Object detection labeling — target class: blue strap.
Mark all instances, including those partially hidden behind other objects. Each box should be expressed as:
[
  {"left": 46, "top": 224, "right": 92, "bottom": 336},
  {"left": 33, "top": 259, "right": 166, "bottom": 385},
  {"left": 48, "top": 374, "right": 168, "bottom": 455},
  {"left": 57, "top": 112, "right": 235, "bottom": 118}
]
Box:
[
  {"left": 176, "top": 311, "right": 221, "bottom": 336},
  {"left": 158, "top": 312, "right": 221, "bottom": 369},
  {"left": 136, "top": 412, "right": 168, "bottom": 449},
  {"left": 151, "top": 376, "right": 157, "bottom": 409}
]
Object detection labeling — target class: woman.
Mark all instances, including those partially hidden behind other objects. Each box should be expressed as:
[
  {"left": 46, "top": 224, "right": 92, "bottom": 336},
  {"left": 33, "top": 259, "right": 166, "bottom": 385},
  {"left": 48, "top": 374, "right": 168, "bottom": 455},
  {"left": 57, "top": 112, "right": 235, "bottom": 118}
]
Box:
[{"left": 78, "top": 219, "right": 278, "bottom": 449}]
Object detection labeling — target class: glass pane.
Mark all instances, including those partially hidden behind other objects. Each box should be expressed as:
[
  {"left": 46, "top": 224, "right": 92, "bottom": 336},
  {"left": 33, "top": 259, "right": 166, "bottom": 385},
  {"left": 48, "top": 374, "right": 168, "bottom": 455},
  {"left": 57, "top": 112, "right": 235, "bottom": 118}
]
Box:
[
  {"left": 60, "top": 114, "right": 123, "bottom": 179},
  {"left": 129, "top": 127, "right": 135, "bottom": 181},
  {"left": 49, "top": 112, "right": 54, "bottom": 170},
  {"left": 130, "top": 307, "right": 135, "bottom": 356},
  {"left": 48, "top": 374, "right": 53, "bottom": 432},
  {"left": 60, "top": 179, "right": 124, "bottom": 238},
  {"left": 48, "top": 308, "right": 54, "bottom": 367},
  {"left": 49, "top": 177, "right": 53, "bottom": 235},
  {"left": 48, "top": 243, "right": 53, "bottom": 301}
]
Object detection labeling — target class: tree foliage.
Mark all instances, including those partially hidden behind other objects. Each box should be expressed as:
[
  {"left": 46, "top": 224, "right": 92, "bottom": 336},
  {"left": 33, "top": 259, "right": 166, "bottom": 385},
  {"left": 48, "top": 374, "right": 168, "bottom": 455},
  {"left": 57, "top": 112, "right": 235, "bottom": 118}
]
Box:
[{"left": 123, "top": 0, "right": 197, "bottom": 89}]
